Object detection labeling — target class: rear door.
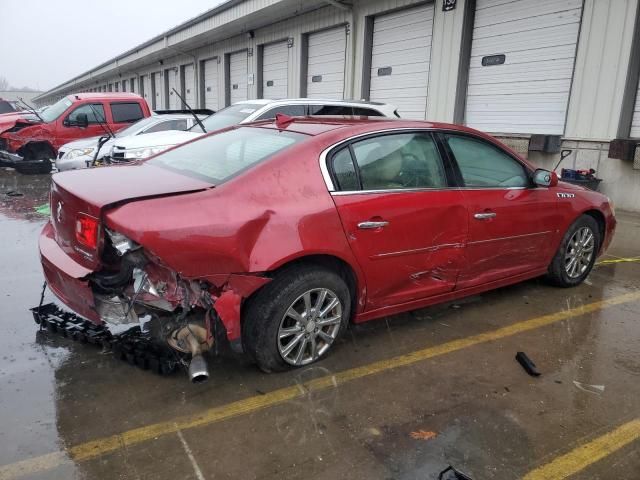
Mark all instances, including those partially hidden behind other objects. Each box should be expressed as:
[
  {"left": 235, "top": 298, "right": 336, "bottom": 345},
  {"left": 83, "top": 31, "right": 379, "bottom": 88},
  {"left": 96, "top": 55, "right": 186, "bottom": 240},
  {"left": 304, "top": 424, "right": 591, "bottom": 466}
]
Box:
[
  {"left": 329, "top": 131, "right": 467, "bottom": 309},
  {"left": 439, "top": 133, "right": 558, "bottom": 288}
]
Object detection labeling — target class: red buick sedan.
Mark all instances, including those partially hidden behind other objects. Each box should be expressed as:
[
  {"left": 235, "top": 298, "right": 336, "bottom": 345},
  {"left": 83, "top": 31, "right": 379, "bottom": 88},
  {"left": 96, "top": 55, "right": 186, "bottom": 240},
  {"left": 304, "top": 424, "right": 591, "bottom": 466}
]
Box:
[{"left": 40, "top": 117, "right": 615, "bottom": 380}]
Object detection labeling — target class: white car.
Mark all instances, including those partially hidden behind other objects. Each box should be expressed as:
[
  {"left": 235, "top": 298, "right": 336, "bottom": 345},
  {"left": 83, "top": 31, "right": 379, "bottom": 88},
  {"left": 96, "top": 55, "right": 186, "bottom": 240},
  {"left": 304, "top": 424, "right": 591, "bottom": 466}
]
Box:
[
  {"left": 55, "top": 113, "right": 207, "bottom": 171},
  {"left": 109, "top": 99, "right": 399, "bottom": 162}
]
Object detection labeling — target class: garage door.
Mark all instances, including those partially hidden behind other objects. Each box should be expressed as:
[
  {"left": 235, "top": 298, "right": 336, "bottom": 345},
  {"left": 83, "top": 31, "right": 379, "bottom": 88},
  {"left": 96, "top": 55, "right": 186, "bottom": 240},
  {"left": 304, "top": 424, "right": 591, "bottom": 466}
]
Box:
[
  {"left": 631, "top": 80, "right": 640, "bottom": 137},
  {"left": 262, "top": 41, "right": 289, "bottom": 99},
  {"left": 166, "top": 69, "right": 179, "bottom": 109},
  {"left": 202, "top": 58, "right": 219, "bottom": 110},
  {"left": 369, "top": 4, "right": 434, "bottom": 119},
  {"left": 229, "top": 51, "right": 248, "bottom": 105},
  {"left": 141, "top": 75, "right": 152, "bottom": 109},
  {"left": 183, "top": 64, "right": 196, "bottom": 107},
  {"left": 152, "top": 72, "right": 163, "bottom": 110},
  {"left": 465, "top": 0, "right": 582, "bottom": 134},
  {"left": 306, "top": 26, "right": 346, "bottom": 99}
]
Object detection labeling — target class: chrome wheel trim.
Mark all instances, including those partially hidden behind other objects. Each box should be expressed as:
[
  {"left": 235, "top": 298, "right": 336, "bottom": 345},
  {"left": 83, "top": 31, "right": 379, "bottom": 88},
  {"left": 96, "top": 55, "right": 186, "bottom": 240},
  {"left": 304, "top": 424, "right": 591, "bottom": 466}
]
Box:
[
  {"left": 277, "top": 288, "right": 342, "bottom": 366},
  {"left": 564, "top": 226, "right": 595, "bottom": 279}
]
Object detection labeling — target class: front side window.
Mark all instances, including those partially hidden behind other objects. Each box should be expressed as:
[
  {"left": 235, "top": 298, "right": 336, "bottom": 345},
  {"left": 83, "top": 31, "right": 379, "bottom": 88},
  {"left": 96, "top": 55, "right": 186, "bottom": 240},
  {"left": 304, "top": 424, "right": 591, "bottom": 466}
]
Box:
[
  {"left": 149, "top": 127, "right": 305, "bottom": 184},
  {"left": 336, "top": 133, "right": 447, "bottom": 191},
  {"left": 255, "top": 105, "right": 306, "bottom": 120},
  {"left": 444, "top": 135, "right": 529, "bottom": 188},
  {"left": 111, "top": 102, "right": 144, "bottom": 123},
  {"left": 66, "top": 103, "right": 106, "bottom": 124}
]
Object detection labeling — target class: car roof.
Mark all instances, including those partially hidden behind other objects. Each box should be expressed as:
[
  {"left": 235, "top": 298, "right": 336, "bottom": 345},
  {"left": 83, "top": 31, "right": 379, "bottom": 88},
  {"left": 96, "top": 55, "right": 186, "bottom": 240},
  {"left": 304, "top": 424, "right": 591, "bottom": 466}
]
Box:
[
  {"left": 149, "top": 113, "right": 203, "bottom": 120},
  {"left": 66, "top": 92, "right": 143, "bottom": 102},
  {"left": 234, "top": 98, "right": 392, "bottom": 107},
  {"left": 246, "top": 116, "right": 482, "bottom": 137}
]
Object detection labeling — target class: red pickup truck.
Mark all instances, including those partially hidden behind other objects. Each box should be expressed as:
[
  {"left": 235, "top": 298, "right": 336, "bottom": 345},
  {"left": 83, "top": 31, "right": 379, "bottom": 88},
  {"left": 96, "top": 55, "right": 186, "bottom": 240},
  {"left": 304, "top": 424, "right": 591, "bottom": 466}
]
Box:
[{"left": 0, "top": 93, "right": 151, "bottom": 174}]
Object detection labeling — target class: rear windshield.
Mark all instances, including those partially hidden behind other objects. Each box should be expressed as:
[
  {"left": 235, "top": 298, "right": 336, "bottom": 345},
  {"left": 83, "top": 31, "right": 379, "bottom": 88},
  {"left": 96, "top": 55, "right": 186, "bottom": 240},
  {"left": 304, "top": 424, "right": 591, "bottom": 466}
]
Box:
[
  {"left": 149, "top": 127, "right": 305, "bottom": 184},
  {"left": 192, "top": 103, "right": 264, "bottom": 133}
]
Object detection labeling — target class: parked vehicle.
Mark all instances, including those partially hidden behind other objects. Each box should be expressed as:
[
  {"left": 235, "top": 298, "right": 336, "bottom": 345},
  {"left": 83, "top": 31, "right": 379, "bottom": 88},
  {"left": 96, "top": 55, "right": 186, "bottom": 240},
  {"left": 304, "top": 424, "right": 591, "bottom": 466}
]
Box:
[
  {"left": 39, "top": 117, "right": 615, "bottom": 382},
  {"left": 56, "top": 111, "right": 211, "bottom": 171},
  {"left": 109, "top": 99, "right": 398, "bottom": 162},
  {"left": 0, "top": 93, "right": 151, "bottom": 174}
]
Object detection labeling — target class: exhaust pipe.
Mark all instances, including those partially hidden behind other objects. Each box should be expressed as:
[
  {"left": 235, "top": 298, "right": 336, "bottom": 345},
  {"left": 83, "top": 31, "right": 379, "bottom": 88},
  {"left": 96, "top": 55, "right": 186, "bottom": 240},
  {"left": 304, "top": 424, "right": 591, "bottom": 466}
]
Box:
[
  {"left": 167, "top": 322, "right": 213, "bottom": 384},
  {"left": 188, "top": 354, "right": 209, "bottom": 383}
]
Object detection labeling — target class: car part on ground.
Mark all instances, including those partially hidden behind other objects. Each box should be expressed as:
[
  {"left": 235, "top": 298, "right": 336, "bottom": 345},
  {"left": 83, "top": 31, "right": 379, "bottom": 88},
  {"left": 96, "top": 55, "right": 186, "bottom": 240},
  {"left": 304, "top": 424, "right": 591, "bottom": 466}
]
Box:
[
  {"left": 38, "top": 117, "right": 616, "bottom": 382},
  {"left": 0, "top": 92, "right": 151, "bottom": 175}
]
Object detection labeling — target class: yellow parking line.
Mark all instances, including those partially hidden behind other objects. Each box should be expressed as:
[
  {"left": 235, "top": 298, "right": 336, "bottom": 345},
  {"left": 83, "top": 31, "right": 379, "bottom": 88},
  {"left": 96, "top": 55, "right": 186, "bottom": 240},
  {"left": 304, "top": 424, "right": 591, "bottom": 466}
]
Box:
[
  {"left": 1, "top": 290, "right": 640, "bottom": 480},
  {"left": 597, "top": 257, "right": 640, "bottom": 265},
  {"left": 523, "top": 418, "right": 640, "bottom": 480}
]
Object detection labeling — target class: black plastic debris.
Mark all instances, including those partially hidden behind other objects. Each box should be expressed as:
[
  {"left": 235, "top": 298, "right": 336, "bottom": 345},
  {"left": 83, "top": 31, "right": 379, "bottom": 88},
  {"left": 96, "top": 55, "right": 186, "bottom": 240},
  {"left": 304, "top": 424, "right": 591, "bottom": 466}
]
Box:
[
  {"left": 5, "top": 190, "right": 23, "bottom": 197},
  {"left": 515, "top": 351, "right": 541, "bottom": 377},
  {"left": 438, "top": 465, "right": 474, "bottom": 480}
]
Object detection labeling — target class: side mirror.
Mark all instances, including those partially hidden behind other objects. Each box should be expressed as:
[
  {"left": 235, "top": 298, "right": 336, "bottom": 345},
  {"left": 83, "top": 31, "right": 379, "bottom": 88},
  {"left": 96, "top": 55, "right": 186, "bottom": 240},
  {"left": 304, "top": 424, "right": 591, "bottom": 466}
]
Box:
[
  {"left": 75, "top": 113, "right": 89, "bottom": 128},
  {"left": 533, "top": 169, "right": 558, "bottom": 187}
]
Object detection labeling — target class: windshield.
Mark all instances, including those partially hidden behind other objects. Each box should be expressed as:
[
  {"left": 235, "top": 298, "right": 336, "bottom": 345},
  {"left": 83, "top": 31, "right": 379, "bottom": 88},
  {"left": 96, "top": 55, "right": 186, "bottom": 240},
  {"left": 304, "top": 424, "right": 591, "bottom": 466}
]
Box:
[
  {"left": 149, "top": 126, "right": 305, "bottom": 184},
  {"left": 191, "top": 104, "right": 263, "bottom": 133},
  {"left": 114, "top": 116, "right": 159, "bottom": 137},
  {"left": 40, "top": 97, "right": 73, "bottom": 123}
]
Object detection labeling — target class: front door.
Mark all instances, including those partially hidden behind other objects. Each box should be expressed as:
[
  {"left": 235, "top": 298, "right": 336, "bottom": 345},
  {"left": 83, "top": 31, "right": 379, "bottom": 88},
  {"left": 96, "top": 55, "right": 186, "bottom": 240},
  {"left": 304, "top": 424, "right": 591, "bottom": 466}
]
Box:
[
  {"left": 439, "top": 133, "right": 558, "bottom": 288},
  {"left": 57, "top": 103, "right": 108, "bottom": 149},
  {"left": 329, "top": 132, "right": 468, "bottom": 310}
]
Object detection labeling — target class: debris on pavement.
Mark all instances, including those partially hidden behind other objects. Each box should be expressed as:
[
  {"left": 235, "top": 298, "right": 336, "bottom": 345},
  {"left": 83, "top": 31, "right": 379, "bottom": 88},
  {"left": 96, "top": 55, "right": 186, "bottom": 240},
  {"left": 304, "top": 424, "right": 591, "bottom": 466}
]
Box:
[
  {"left": 409, "top": 429, "right": 437, "bottom": 441},
  {"left": 34, "top": 203, "right": 49, "bottom": 216},
  {"left": 5, "top": 190, "right": 23, "bottom": 197},
  {"left": 438, "top": 465, "right": 474, "bottom": 480},
  {"left": 515, "top": 351, "right": 541, "bottom": 377},
  {"left": 573, "top": 381, "right": 605, "bottom": 395}
]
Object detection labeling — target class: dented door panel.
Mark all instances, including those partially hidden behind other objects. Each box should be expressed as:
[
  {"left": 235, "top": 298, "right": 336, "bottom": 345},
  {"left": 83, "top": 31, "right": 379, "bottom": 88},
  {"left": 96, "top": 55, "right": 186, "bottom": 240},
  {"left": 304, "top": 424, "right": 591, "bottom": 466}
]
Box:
[{"left": 332, "top": 190, "right": 468, "bottom": 309}]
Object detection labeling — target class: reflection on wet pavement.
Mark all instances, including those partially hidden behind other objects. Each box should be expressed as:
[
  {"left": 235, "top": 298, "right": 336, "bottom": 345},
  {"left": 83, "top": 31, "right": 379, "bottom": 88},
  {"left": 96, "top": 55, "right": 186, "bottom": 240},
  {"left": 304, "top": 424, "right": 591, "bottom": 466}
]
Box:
[{"left": 0, "top": 167, "right": 639, "bottom": 480}]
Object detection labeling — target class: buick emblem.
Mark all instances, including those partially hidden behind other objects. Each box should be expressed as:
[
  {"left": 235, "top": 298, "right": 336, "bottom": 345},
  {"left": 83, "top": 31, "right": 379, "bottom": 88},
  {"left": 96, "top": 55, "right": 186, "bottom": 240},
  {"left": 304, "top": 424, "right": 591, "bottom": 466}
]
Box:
[{"left": 56, "top": 201, "right": 63, "bottom": 223}]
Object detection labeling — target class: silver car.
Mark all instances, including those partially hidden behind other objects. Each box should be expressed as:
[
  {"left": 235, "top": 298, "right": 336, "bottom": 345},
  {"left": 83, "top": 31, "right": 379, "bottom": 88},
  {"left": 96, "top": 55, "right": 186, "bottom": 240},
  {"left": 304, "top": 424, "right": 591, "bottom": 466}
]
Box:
[{"left": 55, "top": 113, "right": 206, "bottom": 171}]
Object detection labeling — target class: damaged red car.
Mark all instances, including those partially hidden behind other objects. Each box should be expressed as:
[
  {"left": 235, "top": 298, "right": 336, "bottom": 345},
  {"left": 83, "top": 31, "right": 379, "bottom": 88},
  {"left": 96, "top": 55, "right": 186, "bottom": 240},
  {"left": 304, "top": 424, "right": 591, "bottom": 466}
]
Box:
[{"left": 39, "top": 117, "right": 616, "bottom": 381}]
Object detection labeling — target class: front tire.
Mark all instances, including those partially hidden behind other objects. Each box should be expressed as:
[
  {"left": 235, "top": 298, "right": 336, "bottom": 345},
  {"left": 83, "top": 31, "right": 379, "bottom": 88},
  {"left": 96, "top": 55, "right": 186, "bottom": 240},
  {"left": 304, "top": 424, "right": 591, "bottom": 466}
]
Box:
[
  {"left": 547, "top": 215, "right": 600, "bottom": 287},
  {"left": 242, "top": 265, "right": 351, "bottom": 372}
]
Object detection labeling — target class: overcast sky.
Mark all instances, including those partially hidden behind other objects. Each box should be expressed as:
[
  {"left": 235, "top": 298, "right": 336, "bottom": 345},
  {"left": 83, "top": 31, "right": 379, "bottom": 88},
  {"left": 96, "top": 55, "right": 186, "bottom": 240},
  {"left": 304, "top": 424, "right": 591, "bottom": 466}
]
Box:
[{"left": 0, "top": 0, "right": 226, "bottom": 91}]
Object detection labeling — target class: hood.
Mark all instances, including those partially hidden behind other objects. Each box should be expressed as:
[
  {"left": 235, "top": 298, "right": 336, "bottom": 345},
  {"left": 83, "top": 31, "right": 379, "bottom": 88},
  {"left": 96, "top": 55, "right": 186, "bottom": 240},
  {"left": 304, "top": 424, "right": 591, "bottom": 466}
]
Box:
[
  {"left": 113, "top": 130, "right": 203, "bottom": 150},
  {"left": 0, "top": 115, "right": 41, "bottom": 135},
  {"left": 60, "top": 135, "right": 103, "bottom": 151},
  {"left": 53, "top": 161, "right": 213, "bottom": 209}
]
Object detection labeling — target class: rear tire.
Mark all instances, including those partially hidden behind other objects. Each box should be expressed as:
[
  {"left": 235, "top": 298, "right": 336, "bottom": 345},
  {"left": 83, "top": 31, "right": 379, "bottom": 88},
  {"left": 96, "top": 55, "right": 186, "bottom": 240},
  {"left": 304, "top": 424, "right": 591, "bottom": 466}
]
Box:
[
  {"left": 547, "top": 215, "right": 600, "bottom": 287},
  {"left": 242, "top": 265, "right": 351, "bottom": 373}
]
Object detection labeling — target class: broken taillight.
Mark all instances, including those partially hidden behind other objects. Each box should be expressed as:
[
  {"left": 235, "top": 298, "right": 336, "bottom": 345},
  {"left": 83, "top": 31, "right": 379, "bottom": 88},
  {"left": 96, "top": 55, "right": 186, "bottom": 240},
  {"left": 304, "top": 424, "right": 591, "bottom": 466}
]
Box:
[{"left": 75, "top": 213, "right": 100, "bottom": 250}]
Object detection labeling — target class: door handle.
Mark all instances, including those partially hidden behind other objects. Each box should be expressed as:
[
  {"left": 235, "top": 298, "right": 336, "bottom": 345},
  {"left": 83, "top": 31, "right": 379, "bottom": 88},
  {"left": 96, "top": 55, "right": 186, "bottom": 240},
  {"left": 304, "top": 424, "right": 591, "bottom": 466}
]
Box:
[
  {"left": 473, "top": 212, "right": 497, "bottom": 220},
  {"left": 357, "top": 221, "right": 389, "bottom": 229}
]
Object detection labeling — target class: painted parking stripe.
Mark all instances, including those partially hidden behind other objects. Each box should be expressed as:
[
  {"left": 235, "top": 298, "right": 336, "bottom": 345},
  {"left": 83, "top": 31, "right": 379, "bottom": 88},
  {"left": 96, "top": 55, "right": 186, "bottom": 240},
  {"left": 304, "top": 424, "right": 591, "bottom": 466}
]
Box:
[
  {"left": 1, "top": 290, "right": 640, "bottom": 480},
  {"left": 597, "top": 257, "right": 640, "bottom": 265},
  {"left": 523, "top": 418, "right": 640, "bottom": 480}
]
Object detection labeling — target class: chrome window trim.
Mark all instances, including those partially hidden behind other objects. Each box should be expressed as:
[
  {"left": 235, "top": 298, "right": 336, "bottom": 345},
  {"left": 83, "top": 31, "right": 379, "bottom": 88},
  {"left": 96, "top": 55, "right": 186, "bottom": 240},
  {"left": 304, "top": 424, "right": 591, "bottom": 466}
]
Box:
[{"left": 318, "top": 127, "right": 533, "bottom": 194}]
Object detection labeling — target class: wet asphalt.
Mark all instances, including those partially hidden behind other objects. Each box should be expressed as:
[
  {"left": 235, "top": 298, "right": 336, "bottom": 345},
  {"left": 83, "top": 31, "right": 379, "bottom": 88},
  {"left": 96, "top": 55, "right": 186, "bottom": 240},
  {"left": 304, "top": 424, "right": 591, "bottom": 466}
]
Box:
[{"left": 0, "top": 167, "right": 639, "bottom": 480}]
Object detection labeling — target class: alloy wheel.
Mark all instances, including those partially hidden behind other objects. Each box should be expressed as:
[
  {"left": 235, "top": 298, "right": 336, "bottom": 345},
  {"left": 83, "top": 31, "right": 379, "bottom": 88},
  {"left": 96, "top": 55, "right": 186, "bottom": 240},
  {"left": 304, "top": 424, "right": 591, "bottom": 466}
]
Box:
[
  {"left": 564, "top": 226, "right": 595, "bottom": 279},
  {"left": 277, "top": 288, "right": 343, "bottom": 366}
]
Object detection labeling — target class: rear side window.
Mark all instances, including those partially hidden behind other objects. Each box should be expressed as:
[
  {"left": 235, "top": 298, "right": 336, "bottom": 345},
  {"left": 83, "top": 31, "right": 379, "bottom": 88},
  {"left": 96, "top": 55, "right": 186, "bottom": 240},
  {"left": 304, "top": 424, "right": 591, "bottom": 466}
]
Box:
[
  {"left": 111, "top": 102, "right": 144, "bottom": 123},
  {"left": 308, "top": 105, "right": 353, "bottom": 115},
  {"left": 444, "top": 135, "right": 529, "bottom": 188},
  {"left": 149, "top": 127, "right": 305, "bottom": 184},
  {"left": 352, "top": 107, "right": 383, "bottom": 117},
  {"left": 144, "top": 119, "right": 189, "bottom": 134},
  {"left": 255, "top": 105, "right": 306, "bottom": 120},
  {"left": 332, "top": 148, "right": 359, "bottom": 191}
]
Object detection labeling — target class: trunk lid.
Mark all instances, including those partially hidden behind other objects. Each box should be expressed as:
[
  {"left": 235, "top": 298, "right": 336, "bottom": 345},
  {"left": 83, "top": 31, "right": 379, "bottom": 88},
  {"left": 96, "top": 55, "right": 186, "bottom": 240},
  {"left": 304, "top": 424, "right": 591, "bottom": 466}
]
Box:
[{"left": 51, "top": 162, "right": 212, "bottom": 270}]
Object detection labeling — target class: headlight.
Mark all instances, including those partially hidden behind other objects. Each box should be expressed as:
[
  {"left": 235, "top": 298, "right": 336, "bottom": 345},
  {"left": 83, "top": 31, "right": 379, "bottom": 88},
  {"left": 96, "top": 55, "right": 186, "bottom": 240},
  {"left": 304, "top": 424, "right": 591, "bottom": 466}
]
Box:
[
  {"left": 123, "top": 145, "right": 170, "bottom": 159},
  {"left": 63, "top": 147, "right": 95, "bottom": 159}
]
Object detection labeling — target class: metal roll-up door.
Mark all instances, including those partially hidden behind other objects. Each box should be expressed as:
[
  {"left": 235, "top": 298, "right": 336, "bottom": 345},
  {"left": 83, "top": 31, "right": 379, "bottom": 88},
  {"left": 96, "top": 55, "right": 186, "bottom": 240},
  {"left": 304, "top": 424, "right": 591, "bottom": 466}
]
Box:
[
  {"left": 142, "top": 75, "right": 152, "bottom": 108},
  {"left": 152, "top": 72, "right": 163, "bottom": 110},
  {"left": 465, "top": 0, "right": 583, "bottom": 134},
  {"left": 229, "top": 51, "right": 248, "bottom": 104},
  {"left": 202, "top": 58, "right": 219, "bottom": 110},
  {"left": 183, "top": 64, "right": 195, "bottom": 107},
  {"left": 306, "top": 26, "right": 346, "bottom": 99},
  {"left": 262, "top": 41, "right": 289, "bottom": 99},
  {"left": 631, "top": 81, "right": 640, "bottom": 137},
  {"left": 369, "top": 4, "right": 434, "bottom": 120},
  {"left": 166, "top": 69, "right": 179, "bottom": 109}
]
